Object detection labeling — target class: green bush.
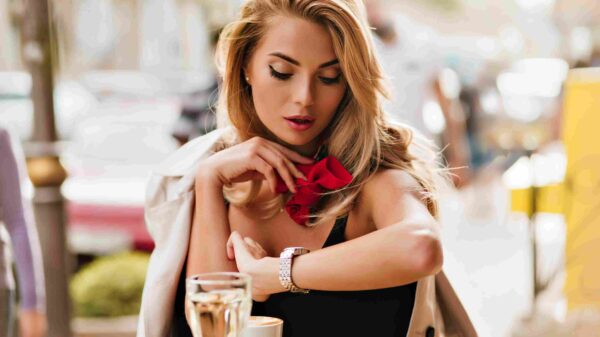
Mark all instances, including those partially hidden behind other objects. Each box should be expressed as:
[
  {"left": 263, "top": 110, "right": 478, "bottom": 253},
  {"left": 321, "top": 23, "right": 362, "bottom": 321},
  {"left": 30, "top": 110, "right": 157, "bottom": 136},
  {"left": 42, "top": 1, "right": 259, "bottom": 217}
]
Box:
[{"left": 70, "top": 252, "right": 150, "bottom": 317}]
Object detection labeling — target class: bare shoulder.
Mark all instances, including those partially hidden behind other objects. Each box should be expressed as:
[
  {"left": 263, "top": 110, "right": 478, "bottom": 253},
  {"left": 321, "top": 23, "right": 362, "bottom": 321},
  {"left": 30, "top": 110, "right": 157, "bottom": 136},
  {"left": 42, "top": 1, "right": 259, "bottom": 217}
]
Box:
[
  {"left": 362, "top": 169, "right": 422, "bottom": 199},
  {"left": 358, "top": 168, "right": 434, "bottom": 230}
]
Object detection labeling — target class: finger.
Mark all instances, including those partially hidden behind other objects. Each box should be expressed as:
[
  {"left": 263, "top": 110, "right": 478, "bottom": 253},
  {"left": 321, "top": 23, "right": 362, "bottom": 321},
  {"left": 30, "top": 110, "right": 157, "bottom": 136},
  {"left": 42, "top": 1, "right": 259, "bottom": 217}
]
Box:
[
  {"left": 230, "top": 231, "right": 253, "bottom": 261},
  {"left": 262, "top": 143, "right": 308, "bottom": 180},
  {"left": 226, "top": 233, "right": 235, "bottom": 260},
  {"left": 257, "top": 147, "right": 297, "bottom": 193},
  {"left": 243, "top": 237, "right": 262, "bottom": 257},
  {"left": 284, "top": 157, "right": 307, "bottom": 181},
  {"left": 268, "top": 141, "right": 315, "bottom": 164},
  {"left": 230, "top": 231, "right": 246, "bottom": 250},
  {"left": 268, "top": 146, "right": 307, "bottom": 181},
  {"left": 243, "top": 237, "right": 256, "bottom": 248},
  {"left": 244, "top": 237, "right": 267, "bottom": 257},
  {"left": 250, "top": 239, "right": 267, "bottom": 255},
  {"left": 252, "top": 157, "right": 278, "bottom": 194},
  {"left": 247, "top": 237, "right": 266, "bottom": 253},
  {"left": 257, "top": 146, "right": 296, "bottom": 193}
]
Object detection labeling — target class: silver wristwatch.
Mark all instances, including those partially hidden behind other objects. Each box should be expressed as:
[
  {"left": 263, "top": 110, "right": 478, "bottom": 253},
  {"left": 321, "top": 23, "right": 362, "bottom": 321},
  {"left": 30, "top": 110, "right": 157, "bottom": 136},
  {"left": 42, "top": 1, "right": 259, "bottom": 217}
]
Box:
[{"left": 279, "top": 247, "right": 310, "bottom": 294}]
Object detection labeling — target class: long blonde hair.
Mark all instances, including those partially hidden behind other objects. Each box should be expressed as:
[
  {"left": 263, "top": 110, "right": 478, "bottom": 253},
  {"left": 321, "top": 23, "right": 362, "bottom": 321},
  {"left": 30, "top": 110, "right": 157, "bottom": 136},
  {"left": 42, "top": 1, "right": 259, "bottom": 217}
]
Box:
[{"left": 215, "top": 0, "right": 449, "bottom": 226}]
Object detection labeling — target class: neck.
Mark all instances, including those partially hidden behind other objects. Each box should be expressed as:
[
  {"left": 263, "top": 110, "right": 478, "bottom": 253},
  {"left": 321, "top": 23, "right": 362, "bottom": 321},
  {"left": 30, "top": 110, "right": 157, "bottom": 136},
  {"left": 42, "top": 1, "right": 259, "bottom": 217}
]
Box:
[{"left": 288, "top": 139, "right": 321, "bottom": 158}]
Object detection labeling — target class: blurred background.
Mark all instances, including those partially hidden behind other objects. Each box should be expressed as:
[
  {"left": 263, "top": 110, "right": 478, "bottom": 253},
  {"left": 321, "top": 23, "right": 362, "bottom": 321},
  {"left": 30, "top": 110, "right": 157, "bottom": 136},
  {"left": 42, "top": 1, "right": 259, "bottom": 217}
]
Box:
[{"left": 0, "top": 0, "right": 599, "bottom": 336}]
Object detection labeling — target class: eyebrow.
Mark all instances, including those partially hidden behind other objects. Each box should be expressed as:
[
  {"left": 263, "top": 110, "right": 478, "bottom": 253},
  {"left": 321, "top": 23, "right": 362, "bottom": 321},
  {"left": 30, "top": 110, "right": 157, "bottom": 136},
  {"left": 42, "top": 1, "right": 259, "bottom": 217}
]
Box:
[{"left": 269, "top": 52, "right": 339, "bottom": 68}]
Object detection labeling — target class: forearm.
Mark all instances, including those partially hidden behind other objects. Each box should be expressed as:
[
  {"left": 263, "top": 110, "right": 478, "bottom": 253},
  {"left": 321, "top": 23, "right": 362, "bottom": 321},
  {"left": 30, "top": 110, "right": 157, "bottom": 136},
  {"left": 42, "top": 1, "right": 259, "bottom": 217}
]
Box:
[
  {"left": 11, "top": 224, "right": 45, "bottom": 311},
  {"left": 186, "top": 174, "right": 237, "bottom": 277},
  {"left": 291, "top": 223, "right": 442, "bottom": 291}
]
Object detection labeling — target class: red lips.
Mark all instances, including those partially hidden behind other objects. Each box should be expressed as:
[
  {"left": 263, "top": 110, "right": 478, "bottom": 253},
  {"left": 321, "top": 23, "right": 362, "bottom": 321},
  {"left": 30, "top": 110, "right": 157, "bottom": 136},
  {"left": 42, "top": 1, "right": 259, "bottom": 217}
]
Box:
[{"left": 284, "top": 115, "right": 315, "bottom": 131}]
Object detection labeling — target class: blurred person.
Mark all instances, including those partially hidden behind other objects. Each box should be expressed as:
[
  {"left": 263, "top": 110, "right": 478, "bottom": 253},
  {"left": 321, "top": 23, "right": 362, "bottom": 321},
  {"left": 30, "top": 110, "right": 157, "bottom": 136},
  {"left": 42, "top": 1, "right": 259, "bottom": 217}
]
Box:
[
  {"left": 171, "top": 80, "right": 219, "bottom": 146},
  {"left": 139, "top": 1, "right": 477, "bottom": 337},
  {"left": 0, "top": 127, "right": 46, "bottom": 337},
  {"left": 171, "top": 28, "right": 222, "bottom": 146},
  {"left": 592, "top": 47, "right": 600, "bottom": 67},
  {"left": 365, "top": 0, "right": 472, "bottom": 187}
]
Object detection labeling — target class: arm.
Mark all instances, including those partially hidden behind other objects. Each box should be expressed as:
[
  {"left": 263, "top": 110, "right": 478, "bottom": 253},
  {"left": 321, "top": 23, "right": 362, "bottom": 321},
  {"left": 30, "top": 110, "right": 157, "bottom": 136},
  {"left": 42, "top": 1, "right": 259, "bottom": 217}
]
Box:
[
  {"left": 433, "top": 77, "right": 472, "bottom": 187},
  {"left": 293, "top": 169, "right": 442, "bottom": 290},
  {"left": 0, "top": 130, "right": 45, "bottom": 309},
  {"left": 231, "top": 169, "right": 443, "bottom": 293},
  {"left": 0, "top": 130, "right": 47, "bottom": 337},
  {"left": 183, "top": 170, "right": 237, "bottom": 323},
  {"left": 185, "top": 172, "right": 237, "bottom": 277},
  {"left": 185, "top": 136, "right": 312, "bottom": 306}
]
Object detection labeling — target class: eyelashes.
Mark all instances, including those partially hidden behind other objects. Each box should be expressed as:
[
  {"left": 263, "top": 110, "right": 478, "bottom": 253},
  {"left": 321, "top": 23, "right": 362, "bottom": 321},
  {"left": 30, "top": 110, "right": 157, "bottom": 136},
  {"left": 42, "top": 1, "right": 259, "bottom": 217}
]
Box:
[
  {"left": 269, "top": 65, "right": 292, "bottom": 80},
  {"left": 269, "top": 65, "right": 341, "bottom": 85},
  {"left": 319, "top": 74, "right": 342, "bottom": 85}
]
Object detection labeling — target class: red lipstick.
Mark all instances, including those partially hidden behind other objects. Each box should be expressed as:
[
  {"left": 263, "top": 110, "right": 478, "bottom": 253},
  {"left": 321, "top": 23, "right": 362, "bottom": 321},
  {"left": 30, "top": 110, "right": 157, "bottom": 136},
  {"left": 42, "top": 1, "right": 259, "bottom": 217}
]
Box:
[{"left": 284, "top": 115, "right": 315, "bottom": 131}]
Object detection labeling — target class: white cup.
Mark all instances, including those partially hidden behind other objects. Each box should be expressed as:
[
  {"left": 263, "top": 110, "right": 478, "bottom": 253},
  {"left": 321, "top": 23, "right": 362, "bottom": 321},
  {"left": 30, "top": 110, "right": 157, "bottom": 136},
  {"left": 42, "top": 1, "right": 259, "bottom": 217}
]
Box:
[{"left": 242, "top": 316, "right": 283, "bottom": 337}]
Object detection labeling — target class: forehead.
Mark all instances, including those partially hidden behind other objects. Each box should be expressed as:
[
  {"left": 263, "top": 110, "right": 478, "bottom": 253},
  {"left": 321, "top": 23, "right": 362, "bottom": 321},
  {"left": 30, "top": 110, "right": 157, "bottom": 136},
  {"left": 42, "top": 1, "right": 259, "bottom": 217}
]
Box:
[{"left": 253, "top": 15, "right": 337, "bottom": 65}]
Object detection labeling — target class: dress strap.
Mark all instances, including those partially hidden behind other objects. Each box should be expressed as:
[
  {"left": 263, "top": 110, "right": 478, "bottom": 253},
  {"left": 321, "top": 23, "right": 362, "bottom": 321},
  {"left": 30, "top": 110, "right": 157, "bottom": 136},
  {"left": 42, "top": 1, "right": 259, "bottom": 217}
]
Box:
[{"left": 322, "top": 216, "right": 348, "bottom": 248}]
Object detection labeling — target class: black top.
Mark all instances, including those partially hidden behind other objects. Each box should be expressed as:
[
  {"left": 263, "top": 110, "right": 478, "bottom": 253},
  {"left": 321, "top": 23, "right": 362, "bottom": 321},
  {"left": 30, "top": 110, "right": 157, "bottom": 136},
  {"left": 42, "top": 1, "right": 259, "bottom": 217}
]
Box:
[
  {"left": 171, "top": 216, "right": 416, "bottom": 337},
  {"left": 250, "top": 216, "right": 416, "bottom": 337}
]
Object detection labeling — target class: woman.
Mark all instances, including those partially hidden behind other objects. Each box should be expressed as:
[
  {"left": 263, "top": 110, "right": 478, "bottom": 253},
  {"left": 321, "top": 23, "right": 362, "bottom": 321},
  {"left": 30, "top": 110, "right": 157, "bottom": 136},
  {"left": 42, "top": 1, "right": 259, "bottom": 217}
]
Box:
[
  {"left": 0, "top": 127, "right": 47, "bottom": 337},
  {"left": 138, "top": 1, "right": 476, "bottom": 337}
]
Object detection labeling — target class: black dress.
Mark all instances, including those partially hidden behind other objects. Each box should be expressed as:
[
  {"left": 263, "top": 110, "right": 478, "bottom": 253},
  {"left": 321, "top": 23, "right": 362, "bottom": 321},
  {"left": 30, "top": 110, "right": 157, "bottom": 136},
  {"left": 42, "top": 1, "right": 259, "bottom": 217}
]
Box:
[
  {"left": 251, "top": 216, "right": 416, "bottom": 337},
  {"left": 171, "top": 216, "right": 416, "bottom": 337}
]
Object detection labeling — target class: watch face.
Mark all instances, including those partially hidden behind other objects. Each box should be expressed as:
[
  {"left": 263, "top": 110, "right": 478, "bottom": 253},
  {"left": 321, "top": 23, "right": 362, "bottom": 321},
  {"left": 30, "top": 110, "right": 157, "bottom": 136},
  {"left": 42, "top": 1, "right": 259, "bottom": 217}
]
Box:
[{"left": 281, "top": 247, "right": 308, "bottom": 257}]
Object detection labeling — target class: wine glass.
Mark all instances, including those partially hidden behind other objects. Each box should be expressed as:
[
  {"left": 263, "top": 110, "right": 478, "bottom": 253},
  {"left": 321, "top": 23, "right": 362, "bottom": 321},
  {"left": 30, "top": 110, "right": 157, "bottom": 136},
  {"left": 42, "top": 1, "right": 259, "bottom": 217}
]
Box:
[{"left": 186, "top": 272, "right": 252, "bottom": 337}]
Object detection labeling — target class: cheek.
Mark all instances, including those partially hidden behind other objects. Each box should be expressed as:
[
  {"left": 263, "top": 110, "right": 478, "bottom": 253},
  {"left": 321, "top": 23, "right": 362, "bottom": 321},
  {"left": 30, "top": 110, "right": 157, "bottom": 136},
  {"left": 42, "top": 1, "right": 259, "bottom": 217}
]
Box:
[
  {"left": 251, "top": 76, "right": 288, "bottom": 120},
  {"left": 315, "top": 86, "right": 346, "bottom": 118}
]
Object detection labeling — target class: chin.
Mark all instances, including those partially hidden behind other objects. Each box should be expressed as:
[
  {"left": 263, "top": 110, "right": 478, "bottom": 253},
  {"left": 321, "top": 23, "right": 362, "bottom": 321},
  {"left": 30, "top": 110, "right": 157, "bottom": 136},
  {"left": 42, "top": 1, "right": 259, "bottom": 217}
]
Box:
[
  {"left": 275, "top": 131, "right": 316, "bottom": 148},
  {"left": 281, "top": 135, "right": 312, "bottom": 147}
]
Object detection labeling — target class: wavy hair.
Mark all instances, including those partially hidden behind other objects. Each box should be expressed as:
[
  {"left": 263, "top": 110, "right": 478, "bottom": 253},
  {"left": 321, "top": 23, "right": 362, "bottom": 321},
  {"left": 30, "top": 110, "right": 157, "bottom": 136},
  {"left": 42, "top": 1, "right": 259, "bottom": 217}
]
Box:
[{"left": 215, "top": 0, "right": 449, "bottom": 226}]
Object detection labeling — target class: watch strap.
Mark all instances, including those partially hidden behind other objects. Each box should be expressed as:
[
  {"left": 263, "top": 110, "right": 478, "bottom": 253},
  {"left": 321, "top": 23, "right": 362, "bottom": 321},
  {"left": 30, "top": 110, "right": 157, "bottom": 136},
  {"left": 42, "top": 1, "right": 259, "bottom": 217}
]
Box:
[{"left": 279, "top": 247, "right": 310, "bottom": 294}]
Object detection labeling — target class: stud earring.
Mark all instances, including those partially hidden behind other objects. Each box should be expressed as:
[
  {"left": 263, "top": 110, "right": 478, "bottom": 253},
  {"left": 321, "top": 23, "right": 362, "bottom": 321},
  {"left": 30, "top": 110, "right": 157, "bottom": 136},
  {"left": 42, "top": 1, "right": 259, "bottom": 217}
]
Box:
[{"left": 245, "top": 76, "right": 250, "bottom": 82}]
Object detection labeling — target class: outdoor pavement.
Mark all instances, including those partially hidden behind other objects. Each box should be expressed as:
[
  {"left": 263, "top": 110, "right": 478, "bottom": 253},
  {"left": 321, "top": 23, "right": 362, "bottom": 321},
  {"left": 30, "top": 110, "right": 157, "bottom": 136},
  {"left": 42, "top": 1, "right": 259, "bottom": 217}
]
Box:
[{"left": 439, "top": 169, "right": 566, "bottom": 337}]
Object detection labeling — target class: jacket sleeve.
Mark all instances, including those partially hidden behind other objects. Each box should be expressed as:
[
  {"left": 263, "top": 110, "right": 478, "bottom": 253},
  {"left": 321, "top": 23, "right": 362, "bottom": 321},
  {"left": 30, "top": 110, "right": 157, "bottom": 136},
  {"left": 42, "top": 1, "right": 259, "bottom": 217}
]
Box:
[
  {"left": 138, "top": 128, "right": 227, "bottom": 337},
  {"left": 0, "top": 128, "right": 46, "bottom": 312}
]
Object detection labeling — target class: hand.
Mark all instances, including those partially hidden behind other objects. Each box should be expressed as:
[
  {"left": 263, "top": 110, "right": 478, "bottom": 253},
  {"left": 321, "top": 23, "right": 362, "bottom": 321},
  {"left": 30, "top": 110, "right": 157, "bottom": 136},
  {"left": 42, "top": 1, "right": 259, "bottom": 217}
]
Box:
[
  {"left": 226, "top": 231, "right": 284, "bottom": 302},
  {"left": 198, "top": 137, "right": 314, "bottom": 193},
  {"left": 19, "top": 309, "right": 47, "bottom": 337}
]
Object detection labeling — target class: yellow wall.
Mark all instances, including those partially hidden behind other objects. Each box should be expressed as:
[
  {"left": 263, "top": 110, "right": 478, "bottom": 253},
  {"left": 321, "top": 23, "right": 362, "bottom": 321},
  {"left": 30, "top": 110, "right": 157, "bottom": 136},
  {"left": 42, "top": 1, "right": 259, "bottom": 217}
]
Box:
[{"left": 562, "top": 68, "right": 600, "bottom": 310}]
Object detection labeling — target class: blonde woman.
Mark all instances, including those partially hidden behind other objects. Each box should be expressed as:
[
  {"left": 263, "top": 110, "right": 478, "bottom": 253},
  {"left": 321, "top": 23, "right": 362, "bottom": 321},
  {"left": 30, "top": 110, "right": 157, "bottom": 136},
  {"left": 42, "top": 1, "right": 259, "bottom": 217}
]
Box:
[{"left": 138, "top": 1, "right": 476, "bottom": 337}]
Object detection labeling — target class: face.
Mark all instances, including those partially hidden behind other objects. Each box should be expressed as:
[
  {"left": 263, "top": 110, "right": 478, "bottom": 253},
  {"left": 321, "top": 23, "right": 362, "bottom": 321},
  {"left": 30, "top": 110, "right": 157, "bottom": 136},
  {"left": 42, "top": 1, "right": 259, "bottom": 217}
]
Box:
[{"left": 245, "top": 16, "right": 347, "bottom": 156}]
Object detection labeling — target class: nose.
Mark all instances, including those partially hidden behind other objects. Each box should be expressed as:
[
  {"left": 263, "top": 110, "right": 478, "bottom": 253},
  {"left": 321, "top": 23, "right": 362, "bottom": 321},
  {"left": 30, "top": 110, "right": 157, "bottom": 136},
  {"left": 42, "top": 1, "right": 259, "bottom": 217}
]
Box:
[{"left": 292, "top": 76, "right": 314, "bottom": 108}]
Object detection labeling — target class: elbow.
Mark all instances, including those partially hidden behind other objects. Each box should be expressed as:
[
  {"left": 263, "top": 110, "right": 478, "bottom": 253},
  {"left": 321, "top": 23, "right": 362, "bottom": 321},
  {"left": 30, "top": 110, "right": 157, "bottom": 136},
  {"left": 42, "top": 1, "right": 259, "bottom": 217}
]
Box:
[{"left": 411, "top": 233, "right": 443, "bottom": 277}]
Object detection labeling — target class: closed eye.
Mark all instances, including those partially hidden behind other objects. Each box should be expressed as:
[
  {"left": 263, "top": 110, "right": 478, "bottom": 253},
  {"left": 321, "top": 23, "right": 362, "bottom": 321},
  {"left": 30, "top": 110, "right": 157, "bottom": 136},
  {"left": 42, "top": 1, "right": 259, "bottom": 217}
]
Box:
[
  {"left": 269, "top": 65, "right": 292, "bottom": 80},
  {"left": 319, "top": 74, "right": 341, "bottom": 85}
]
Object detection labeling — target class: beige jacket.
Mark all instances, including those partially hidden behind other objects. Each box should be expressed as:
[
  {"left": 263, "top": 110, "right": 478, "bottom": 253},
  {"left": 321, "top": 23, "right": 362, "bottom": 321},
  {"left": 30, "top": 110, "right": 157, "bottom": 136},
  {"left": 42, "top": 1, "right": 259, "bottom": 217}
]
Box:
[{"left": 137, "top": 127, "right": 478, "bottom": 337}]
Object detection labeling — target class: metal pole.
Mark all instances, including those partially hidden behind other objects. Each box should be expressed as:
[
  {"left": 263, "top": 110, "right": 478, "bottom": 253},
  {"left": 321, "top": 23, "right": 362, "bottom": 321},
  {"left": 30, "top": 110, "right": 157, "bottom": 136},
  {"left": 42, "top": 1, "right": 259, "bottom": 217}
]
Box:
[
  {"left": 526, "top": 149, "right": 539, "bottom": 317},
  {"left": 20, "top": 0, "right": 72, "bottom": 336}
]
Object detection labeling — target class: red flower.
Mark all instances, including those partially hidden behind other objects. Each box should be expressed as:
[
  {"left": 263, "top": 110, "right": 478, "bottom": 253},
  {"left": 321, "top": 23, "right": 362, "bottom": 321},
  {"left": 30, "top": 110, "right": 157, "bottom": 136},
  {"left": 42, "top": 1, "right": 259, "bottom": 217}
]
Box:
[{"left": 276, "top": 156, "right": 352, "bottom": 225}]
